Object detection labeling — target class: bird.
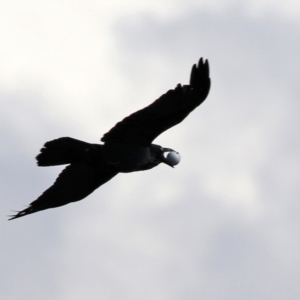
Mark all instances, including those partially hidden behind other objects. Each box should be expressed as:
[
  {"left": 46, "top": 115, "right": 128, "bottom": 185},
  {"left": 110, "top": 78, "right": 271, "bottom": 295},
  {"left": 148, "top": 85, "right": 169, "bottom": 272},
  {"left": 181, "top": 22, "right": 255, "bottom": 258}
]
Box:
[{"left": 8, "top": 57, "right": 211, "bottom": 220}]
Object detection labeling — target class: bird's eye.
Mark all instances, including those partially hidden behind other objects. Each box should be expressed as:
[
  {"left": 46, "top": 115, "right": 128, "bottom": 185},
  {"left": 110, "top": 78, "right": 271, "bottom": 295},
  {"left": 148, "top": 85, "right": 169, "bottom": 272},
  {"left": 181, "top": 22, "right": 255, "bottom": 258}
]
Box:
[{"left": 166, "top": 151, "right": 181, "bottom": 165}]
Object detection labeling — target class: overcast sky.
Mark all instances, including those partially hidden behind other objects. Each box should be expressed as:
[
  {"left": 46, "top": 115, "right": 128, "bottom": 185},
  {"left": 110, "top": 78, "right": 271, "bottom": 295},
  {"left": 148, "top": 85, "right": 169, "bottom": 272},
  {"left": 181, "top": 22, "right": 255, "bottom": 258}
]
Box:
[{"left": 1, "top": 1, "right": 300, "bottom": 299}]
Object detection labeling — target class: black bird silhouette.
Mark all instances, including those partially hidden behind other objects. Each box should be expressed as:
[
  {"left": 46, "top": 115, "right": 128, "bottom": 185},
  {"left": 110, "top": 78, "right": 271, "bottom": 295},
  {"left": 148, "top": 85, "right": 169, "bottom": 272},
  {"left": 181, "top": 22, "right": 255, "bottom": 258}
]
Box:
[{"left": 9, "top": 58, "right": 210, "bottom": 220}]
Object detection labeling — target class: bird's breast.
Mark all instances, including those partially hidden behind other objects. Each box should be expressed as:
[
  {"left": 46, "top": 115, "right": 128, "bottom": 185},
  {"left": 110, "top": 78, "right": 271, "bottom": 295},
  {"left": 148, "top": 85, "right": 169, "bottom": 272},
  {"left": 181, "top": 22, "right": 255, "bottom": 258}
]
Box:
[{"left": 103, "top": 143, "right": 152, "bottom": 173}]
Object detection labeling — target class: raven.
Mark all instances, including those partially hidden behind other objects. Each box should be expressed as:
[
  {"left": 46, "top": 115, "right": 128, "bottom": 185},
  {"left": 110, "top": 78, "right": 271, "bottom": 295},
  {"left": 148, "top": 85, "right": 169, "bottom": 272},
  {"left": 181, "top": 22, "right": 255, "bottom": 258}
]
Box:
[{"left": 9, "top": 58, "right": 210, "bottom": 220}]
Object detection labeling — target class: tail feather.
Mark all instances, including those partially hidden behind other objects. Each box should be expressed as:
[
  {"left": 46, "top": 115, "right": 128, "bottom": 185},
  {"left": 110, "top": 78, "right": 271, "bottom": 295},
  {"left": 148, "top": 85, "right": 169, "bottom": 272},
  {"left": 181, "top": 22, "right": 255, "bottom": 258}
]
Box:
[{"left": 36, "top": 137, "right": 92, "bottom": 166}]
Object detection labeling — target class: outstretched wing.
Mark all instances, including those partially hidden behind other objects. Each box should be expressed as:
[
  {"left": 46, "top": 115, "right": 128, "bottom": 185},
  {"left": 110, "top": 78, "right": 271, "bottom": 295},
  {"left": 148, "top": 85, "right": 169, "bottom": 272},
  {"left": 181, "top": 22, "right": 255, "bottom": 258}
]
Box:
[
  {"left": 9, "top": 163, "right": 118, "bottom": 220},
  {"left": 101, "top": 58, "right": 210, "bottom": 146}
]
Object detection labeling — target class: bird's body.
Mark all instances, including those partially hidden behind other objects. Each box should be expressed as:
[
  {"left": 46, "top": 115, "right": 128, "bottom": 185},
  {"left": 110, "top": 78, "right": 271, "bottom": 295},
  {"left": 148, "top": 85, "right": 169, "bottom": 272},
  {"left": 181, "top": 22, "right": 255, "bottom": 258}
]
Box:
[
  {"left": 100, "top": 143, "right": 162, "bottom": 172},
  {"left": 9, "top": 58, "right": 211, "bottom": 220}
]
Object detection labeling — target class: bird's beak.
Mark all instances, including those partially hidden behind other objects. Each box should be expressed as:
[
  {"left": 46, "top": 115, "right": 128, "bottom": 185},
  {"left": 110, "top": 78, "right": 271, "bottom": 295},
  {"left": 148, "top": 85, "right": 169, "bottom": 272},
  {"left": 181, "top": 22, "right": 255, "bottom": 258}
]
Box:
[{"left": 162, "top": 157, "right": 174, "bottom": 168}]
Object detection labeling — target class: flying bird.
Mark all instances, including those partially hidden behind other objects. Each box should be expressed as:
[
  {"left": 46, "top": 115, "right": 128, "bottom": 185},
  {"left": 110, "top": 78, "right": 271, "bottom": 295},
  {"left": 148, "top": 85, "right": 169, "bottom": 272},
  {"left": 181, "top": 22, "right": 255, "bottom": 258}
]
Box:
[{"left": 9, "top": 57, "right": 210, "bottom": 220}]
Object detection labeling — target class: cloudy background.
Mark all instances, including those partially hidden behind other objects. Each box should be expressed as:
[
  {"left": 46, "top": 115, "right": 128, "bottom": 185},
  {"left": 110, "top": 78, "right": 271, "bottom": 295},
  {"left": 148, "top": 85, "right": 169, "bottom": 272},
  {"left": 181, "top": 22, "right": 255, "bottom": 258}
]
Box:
[{"left": 1, "top": 1, "right": 300, "bottom": 299}]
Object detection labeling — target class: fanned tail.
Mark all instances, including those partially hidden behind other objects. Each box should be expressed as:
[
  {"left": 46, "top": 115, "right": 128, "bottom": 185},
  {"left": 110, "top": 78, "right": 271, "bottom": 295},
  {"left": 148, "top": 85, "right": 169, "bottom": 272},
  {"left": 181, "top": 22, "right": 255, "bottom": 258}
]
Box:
[{"left": 36, "top": 137, "right": 92, "bottom": 166}]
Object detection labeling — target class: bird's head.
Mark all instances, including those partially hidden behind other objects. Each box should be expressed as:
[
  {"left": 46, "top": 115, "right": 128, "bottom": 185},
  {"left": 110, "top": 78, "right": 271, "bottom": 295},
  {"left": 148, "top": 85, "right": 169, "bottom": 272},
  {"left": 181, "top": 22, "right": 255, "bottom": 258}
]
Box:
[
  {"left": 150, "top": 144, "right": 181, "bottom": 168},
  {"left": 161, "top": 147, "right": 181, "bottom": 168}
]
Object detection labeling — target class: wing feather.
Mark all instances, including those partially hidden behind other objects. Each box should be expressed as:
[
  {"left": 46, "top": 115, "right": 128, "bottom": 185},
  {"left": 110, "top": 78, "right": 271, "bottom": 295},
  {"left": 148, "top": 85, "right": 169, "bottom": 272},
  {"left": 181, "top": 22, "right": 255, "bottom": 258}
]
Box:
[
  {"left": 101, "top": 58, "right": 210, "bottom": 146},
  {"left": 8, "top": 163, "right": 118, "bottom": 220}
]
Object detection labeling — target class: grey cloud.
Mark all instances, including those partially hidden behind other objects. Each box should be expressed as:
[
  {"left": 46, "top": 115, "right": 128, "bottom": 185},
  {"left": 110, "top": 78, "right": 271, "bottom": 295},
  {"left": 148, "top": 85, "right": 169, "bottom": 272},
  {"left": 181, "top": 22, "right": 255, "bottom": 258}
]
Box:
[{"left": 2, "top": 6, "right": 300, "bottom": 300}]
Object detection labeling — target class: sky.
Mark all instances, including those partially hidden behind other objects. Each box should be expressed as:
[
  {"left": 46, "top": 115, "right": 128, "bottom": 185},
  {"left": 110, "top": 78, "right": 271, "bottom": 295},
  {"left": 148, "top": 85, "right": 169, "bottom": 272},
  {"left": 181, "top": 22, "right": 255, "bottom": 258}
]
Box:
[{"left": 1, "top": 1, "right": 300, "bottom": 299}]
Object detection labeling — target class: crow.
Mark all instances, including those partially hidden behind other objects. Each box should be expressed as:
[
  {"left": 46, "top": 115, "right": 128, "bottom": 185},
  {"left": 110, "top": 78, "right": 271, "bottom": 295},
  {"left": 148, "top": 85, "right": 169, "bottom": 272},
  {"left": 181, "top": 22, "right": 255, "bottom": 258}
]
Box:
[{"left": 9, "top": 57, "right": 210, "bottom": 220}]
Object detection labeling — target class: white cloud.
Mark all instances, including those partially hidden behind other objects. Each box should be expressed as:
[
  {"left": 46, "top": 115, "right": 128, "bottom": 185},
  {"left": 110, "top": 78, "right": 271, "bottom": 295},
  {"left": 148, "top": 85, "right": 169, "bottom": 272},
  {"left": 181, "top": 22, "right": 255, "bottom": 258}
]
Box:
[{"left": 1, "top": 1, "right": 300, "bottom": 299}]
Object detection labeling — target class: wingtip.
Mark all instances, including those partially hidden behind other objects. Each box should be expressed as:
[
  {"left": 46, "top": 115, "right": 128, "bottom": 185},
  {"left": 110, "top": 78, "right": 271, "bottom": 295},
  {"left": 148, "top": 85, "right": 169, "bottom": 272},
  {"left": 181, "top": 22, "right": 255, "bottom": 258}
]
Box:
[
  {"left": 190, "top": 56, "right": 210, "bottom": 87},
  {"left": 7, "top": 213, "right": 19, "bottom": 221},
  {"left": 196, "top": 57, "right": 209, "bottom": 74},
  {"left": 7, "top": 211, "right": 23, "bottom": 221},
  {"left": 7, "top": 206, "right": 35, "bottom": 220},
  {"left": 204, "top": 59, "right": 209, "bottom": 76}
]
